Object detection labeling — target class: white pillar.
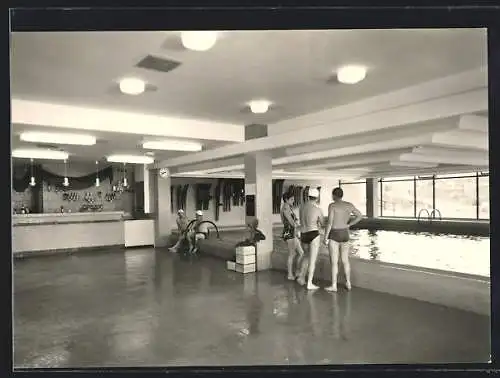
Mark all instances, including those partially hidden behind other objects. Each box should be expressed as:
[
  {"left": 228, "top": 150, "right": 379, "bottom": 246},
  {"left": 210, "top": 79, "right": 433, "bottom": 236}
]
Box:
[
  {"left": 151, "top": 168, "right": 172, "bottom": 247},
  {"left": 244, "top": 124, "right": 273, "bottom": 271},
  {"left": 245, "top": 151, "right": 273, "bottom": 270},
  {"left": 143, "top": 165, "right": 151, "bottom": 213},
  {"left": 366, "top": 178, "right": 380, "bottom": 218}
]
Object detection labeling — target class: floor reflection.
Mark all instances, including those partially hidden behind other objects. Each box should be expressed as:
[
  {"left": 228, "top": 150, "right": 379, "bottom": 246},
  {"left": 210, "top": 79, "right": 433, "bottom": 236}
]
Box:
[{"left": 14, "top": 248, "right": 490, "bottom": 367}]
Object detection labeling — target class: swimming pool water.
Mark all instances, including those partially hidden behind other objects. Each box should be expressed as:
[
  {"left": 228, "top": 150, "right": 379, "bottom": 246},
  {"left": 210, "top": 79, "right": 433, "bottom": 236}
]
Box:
[{"left": 346, "top": 229, "right": 490, "bottom": 277}]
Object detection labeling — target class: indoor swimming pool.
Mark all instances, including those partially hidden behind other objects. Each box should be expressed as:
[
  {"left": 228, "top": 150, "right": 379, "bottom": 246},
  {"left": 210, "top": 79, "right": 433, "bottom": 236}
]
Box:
[{"left": 345, "top": 229, "right": 490, "bottom": 277}]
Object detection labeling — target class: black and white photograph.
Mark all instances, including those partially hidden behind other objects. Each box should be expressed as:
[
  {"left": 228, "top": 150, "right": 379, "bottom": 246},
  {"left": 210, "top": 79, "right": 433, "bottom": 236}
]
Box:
[{"left": 9, "top": 24, "right": 491, "bottom": 368}]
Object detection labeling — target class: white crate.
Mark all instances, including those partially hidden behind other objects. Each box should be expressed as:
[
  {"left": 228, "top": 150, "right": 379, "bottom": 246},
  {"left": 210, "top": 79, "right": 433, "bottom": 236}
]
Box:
[
  {"left": 235, "top": 262, "right": 256, "bottom": 274},
  {"left": 235, "top": 246, "right": 255, "bottom": 257},
  {"left": 236, "top": 253, "right": 256, "bottom": 265},
  {"left": 226, "top": 261, "right": 236, "bottom": 271}
]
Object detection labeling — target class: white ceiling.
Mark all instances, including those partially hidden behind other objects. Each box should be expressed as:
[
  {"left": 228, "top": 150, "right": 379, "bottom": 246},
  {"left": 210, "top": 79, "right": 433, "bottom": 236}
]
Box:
[
  {"left": 11, "top": 29, "right": 487, "bottom": 124},
  {"left": 10, "top": 28, "right": 489, "bottom": 178}
]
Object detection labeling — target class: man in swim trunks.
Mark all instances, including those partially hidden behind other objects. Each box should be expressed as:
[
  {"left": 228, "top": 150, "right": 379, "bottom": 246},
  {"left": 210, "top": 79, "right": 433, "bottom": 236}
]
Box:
[
  {"left": 169, "top": 209, "right": 189, "bottom": 253},
  {"left": 295, "top": 188, "right": 325, "bottom": 290},
  {"left": 323, "top": 187, "right": 363, "bottom": 292},
  {"left": 280, "top": 192, "right": 305, "bottom": 280},
  {"left": 188, "top": 210, "right": 209, "bottom": 254}
]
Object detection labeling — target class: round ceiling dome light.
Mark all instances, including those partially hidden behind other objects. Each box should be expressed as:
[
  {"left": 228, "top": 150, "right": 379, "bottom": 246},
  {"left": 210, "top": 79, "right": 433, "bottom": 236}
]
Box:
[
  {"left": 119, "top": 78, "right": 146, "bottom": 95},
  {"left": 181, "top": 31, "right": 218, "bottom": 51},
  {"left": 337, "top": 65, "right": 367, "bottom": 84},
  {"left": 249, "top": 100, "right": 271, "bottom": 114}
]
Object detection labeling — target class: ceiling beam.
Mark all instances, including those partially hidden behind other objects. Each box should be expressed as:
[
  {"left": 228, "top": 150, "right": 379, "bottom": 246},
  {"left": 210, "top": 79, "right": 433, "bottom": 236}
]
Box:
[
  {"left": 389, "top": 161, "right": 438, "bottom": 168},
  {"left": 284, "top": 120, "right": 456, "bottom": 156},
  {"left": 11, "top": 99, "right": 245, "bottom": 143},
  {"left": 411, "top": 146, "right": 489, "bottom": 159},
  {"left": 458, "top": 114, "right": 488, "bottom": 133},
  {"left": 358, "top": 165, "right": 488, "bottom": 179},
  {"left": 284, "top": 148, "right": 413, "bottom": 171},
  {"left": 269, "top": 67, "right": 487, "bottom": 136},
  {"left": 274, "top": 136, "right": 432, "bottom": 166},
  {"left": 159, "top": 87, "right": 487, "bottom": 168},
  {"left": 431, "top": 129, "right": 488, "bottom": 150},
  {"left": 399, "top": 153, "right": 488, "bottom": 166},
  {"left": 171, "top": 157, "right": 245, "bottom": 174}
]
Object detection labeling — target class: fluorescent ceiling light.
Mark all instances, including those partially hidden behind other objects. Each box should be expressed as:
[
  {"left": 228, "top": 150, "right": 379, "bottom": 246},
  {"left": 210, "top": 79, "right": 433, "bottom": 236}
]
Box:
[
  {"left": 143, "top": 140, "right": 203, "bottom": 152},
  {"left": 181, "top": 31, "right": 218, "bottom": 51},
  {"left": 12, "top": 148, "right": 69, "bottom": 160},
  {"left": 107, "top": 154, "right": 154, "bottom": 164},
  {"left": 249, "top": 100, "right": 271, "bottom": 114},
  {"left": 20, "top": 131, "right": 96, "bottom": 146},
  {"left": 119, "top": 78, "right": 146, "bottom": 95},
  {"left": 337, "top": 65, "right": 367, "bottom": 84}
]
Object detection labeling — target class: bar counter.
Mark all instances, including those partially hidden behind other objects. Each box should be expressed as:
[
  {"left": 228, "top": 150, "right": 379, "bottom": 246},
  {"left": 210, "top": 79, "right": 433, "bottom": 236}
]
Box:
[{"left": 13, "top": 212, "right": 155, "bottom": 256}]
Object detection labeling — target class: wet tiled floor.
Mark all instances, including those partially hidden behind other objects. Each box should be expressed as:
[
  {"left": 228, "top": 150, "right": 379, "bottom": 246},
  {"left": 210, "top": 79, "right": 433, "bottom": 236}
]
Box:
[{"left": 13, "top": 248, "right": 490, "bottom": 367}]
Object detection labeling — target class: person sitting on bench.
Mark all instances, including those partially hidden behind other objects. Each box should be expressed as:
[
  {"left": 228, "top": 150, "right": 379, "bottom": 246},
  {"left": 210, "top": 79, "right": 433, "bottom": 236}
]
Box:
[
  {"left": 188, "top": 210, "right": 209, "bottom": 254},
  {"left": 169, "top": 209, "right": 189, "bottom": 253}
]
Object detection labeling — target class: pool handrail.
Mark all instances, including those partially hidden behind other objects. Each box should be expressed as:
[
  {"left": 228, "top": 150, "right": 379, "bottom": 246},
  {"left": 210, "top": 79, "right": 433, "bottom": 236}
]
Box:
[
  {"left": 431, "top": 208, "right": 442, "bottom": 221},
  {"left": 417, "top": 208, "right": 431, "bottom": 223}
]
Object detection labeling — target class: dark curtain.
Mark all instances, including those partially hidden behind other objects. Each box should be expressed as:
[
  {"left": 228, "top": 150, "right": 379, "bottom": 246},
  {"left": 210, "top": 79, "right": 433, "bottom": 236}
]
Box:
[{"left": 12, "top": 163, "right": 114, "bottom": 192}]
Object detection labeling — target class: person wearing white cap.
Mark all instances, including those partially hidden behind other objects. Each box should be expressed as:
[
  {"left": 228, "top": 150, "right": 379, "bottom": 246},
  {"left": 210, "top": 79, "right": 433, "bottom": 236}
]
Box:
[
  {"left": 296, "top": 187, "right": 325, "bottom": 290},
  {"left": 323, "top": 187, "right": 363, "bottom": 292},
  {"left": 188, "top": 210, "right": 209, "bottom": 254},
  {"left": 169, "top": 209, "right": 189, "bottom": 253}
]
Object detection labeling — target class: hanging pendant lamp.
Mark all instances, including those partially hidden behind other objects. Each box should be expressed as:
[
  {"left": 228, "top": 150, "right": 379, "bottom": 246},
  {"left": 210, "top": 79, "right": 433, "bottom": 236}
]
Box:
[
  {"left": 62, "top": 159, "right": 69, "bottom": 187},
  {"left": 29, "top": 158, "right": 36, "bottom": 187},
  {"left": 95, "top": 160, "right": 100, "bottom": 187},
  {"left": 122, "top": 163, "right": 128, "bottom": 188}
]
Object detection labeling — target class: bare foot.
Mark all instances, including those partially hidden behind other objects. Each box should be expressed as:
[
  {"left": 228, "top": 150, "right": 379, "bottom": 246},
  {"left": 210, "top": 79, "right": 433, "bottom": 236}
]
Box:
[
  {"left": 296, "top": 277, "right": 306, "bottom": 286},
  {"left": 325, "top": 285, "right": 337, "bottom": 292},
  {"left": 345, "top": 281, "right": 352, "bottom": 290},
  {"left": 287, "top": 275, "right": 295, "bottom": 281},
  {"left": 168, "top": 247, "right": 177, "bottom": 253},
  {"left": 306, "top": 283, "right": 319, "bottom": 290}
]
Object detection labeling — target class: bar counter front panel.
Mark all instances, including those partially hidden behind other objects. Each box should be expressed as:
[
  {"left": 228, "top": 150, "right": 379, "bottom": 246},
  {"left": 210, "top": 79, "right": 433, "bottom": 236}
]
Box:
[{"left": 12, "top": 212, "right": 155, "bottom": 254}]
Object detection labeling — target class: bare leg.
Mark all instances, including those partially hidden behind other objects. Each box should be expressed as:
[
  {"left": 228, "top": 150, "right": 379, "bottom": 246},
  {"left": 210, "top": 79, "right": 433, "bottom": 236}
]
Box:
[
  {"left": 340, "top": 242, "right": 351, "bottom": 290},
  {"left": 187, "top": 232, "right": 194, "bottom": 252},
  {"left": 296, "top": 242, "right": 309, "bottom": 286},
  {"left": 325, "top": 240, "right": 339, "bottom": 292},
  {"left": 306, "top": 236, "right": 320, "bottom": 290},
  {"left": 286, "top": 239, "right": 297, "bottom": 280},
  {"left": 294, "top": 238, "right": 305, "bottom": 277},
  {"left": 169, "top": 236, "right": 183, "bottom": 252}
]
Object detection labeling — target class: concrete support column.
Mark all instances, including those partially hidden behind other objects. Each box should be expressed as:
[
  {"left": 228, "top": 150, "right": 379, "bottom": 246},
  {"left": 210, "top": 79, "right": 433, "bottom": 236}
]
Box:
[
  {"left": 244, "top": 124, "right": 273, "bottom": 271},
  {"left": 366, "top": 178, "right": 380, "bottom": 218},
  {"left": 150, "top": 168, "right": 172, "bottom": 247}
]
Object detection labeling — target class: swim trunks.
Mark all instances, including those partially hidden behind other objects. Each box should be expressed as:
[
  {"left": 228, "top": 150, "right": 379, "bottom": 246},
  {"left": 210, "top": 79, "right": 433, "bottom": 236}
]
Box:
[
  {"left": 328, "top": 228, "right": 350, "bottom": 243},
  {"left": 300, "top": 230, "right": 320, "bottom": 244}
]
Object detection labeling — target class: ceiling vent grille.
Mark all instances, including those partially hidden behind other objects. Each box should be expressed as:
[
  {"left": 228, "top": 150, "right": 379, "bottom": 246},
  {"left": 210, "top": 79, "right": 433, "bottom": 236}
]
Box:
[{"left": 136, "top": 55, "right": 181, "bottom": 73}]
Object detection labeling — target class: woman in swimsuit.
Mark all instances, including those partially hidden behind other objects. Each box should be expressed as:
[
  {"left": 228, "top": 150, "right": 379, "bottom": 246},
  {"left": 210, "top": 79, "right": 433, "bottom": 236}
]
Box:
[{"left": 280, "top": 192, "right": 305, "bottom": 280}]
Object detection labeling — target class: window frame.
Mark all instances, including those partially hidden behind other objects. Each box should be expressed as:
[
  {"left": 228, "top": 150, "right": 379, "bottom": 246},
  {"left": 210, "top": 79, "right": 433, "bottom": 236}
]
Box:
[{"left": 378, "top": 171, "right": 489, "bottom": 220}]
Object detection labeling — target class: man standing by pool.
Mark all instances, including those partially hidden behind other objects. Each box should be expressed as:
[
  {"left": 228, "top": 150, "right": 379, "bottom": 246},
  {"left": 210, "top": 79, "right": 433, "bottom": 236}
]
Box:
[
  {"left": 296, "top": 188, "right": 325, "bottom": 290},
  {"left": 323, "top": 187, "right": 363, "bottom": 292}
]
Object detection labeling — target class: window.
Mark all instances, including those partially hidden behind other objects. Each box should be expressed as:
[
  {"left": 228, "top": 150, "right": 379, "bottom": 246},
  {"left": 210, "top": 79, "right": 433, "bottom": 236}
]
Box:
[
  {"left": 379, "top": 171, "right": 489, "bottom": 220},
  {"left": 339, "top": 181, "right": 366, "bottom": 215},
  {"left": 415, "top": 177, "right": 434, "bottom": 216},
  {"left": 478, "top": 175, "right": 490, "bottom": 219},
  {"left": 381, "top": 179, "right": 415, "bottom": 217},
  {"left": 434, "top": 175, "right": 477, "bottom": 219}
]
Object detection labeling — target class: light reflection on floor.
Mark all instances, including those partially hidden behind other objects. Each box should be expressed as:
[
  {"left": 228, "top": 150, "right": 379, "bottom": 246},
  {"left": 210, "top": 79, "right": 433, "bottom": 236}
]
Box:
[{"left": 14, "top": 248, "right": 490, "bottom": 367}]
